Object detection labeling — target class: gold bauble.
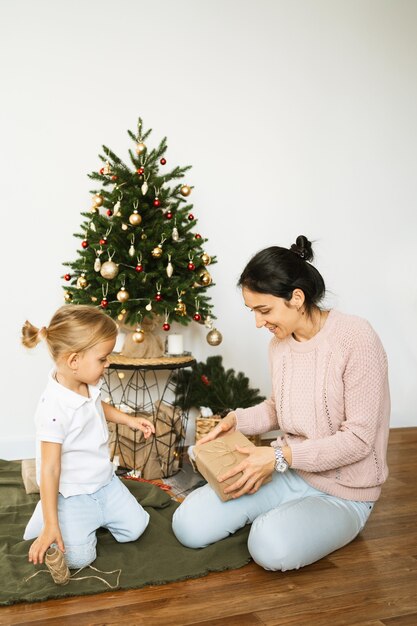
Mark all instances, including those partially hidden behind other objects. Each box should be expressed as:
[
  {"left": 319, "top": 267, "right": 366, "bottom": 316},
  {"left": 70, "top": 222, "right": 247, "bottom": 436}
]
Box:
[
  {"left": 199, "top": 270, "right": 212, "bottom": 286},
  {"left": 180, "top": 184, "right": 191, "bottom": 197},
  {"left": 201, "top": 253, "right": 211, "bottom": 265},
  {"left": 129, "top": 211, "right": 142, "bottom": 226},
  {"left": 64, "top": 291, "right": 73, "bottom": 302},
  {"left": 117, "top": 287, "right": 130, "bottom": 303},
  {"left": 135, "top": 142, "right": 146, "bottom": 155},
  {"left": 151, "top": 245, "right": 163, "bottom": 258},
  {"left": 100, "top": 261, "right": 119, "bottom": 279},
  {"left": 76, "top": 274, "right": 88, "bottom": 289},
  {"left": 206, "top": 328, "right": 223, "bottom": 346},
  {"left": 132, "top": 329, "right": 145, "bottom": 343},
  {"left": 92, "top": 194, "right": 104, "bottom": 207}
]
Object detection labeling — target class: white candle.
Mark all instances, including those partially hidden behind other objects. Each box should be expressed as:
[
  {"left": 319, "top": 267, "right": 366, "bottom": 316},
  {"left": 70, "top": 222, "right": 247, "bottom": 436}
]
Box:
[
  {"left": 167, "top": 334, "right": 183, "bottom": 355},
  {"left": 113, "top": 330, "right": 126, "bottom": 353}
]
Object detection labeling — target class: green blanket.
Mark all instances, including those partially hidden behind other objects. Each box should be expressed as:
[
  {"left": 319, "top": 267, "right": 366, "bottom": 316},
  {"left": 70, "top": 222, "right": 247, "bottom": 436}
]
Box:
[{"left": 0, "top": 460, "right": 251, "bottom": 605}]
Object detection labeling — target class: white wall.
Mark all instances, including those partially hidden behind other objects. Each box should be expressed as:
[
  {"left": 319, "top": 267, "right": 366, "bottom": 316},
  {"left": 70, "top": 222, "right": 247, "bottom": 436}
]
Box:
[{"left": 1, "top": 0, "right": 416, "bottom": 459}]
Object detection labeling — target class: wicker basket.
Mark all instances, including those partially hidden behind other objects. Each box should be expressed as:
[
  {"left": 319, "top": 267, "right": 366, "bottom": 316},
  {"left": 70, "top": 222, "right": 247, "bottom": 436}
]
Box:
[{"left": 195, "top": 416, "right": 261, "bottom": 446}]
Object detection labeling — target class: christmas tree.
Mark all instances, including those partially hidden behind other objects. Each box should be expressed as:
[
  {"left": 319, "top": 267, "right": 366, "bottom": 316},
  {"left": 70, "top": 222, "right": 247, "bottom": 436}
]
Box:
[
  {"left": 62, "top": 118, "right": 222, "bottom": 346},
  {"left": 173, "top": 356, "right": 265, "bottom": 414}
]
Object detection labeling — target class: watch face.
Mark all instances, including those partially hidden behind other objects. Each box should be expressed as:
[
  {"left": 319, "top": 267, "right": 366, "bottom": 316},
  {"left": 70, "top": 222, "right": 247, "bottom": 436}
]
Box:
[{"left": 276, "top": 460, "right": 288, "bottom": 472}]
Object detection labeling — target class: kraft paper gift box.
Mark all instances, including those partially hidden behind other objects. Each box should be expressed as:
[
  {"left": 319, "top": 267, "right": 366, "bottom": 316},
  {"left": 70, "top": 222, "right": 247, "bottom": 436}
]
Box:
[{"left": 194, "top": 431, "right": 271, "bottom": 501}]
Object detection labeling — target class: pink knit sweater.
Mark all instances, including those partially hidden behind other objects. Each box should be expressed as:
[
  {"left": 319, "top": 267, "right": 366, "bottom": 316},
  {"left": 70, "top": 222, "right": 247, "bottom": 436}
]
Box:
[{"left": 235, "top": 310, "right": 390, "bottom": 502}]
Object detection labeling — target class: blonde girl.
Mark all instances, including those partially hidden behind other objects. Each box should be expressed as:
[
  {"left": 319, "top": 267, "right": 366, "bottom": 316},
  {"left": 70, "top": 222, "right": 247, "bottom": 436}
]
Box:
[{"left": 22, "top": 305, "right": 155, "bottom": 569}]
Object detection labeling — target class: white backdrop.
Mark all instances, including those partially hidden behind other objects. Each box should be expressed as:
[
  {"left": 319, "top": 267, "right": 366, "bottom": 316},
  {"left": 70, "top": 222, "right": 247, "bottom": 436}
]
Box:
[{"left": 1, "top": 0, "right": 416, "bottom": 459}]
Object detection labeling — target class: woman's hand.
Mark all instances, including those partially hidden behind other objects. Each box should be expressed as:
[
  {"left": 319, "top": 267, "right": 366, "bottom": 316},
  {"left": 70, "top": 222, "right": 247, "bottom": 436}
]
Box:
[
  {"left": 196, "top": 412, "right": 237, "bottom": 445},
  {"left": 220, "top": 445, "right": 275, "bottom": 498},
  {"left": 128, "top": 416, "right": 155, "bottom": 440},
  {"left": 28, "top": 525, "right": 65, "bottom": 565}
]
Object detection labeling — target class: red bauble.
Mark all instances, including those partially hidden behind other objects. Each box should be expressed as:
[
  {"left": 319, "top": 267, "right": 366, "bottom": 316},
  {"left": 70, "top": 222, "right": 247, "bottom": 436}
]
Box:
[
  {"left": 165, "top": 211, "right": 173, "bottom": 220},
  {"left": 101, "top": 298, "right": 109, "bottom": 308},
  {"left": 81, "top": 240, "right": 89, "bottom": 249},
  {"left": 162, "top": 323, "right": 170, "bottom": 331},
  {"left": 111, "top": 175, "right": 118, "bottom": 181},
  {"left": 64, "top": 273, "right": 71, "bottom": 281},
  {"left": 188, "top": 214, "right": 194, "bottom": 220},
  {"left": 137, "top": 167, "right": 144, "bottom": 175},
  {"left": 135, "top": 263, "right": 144, "bottom": 272},
  {"left": 106, "top": 209, "right": 113, "bottom": 216},
  {"left": 99, "top": 167, "right": 105, "bottom": 175},
  {"left": 155, "top": 293, "right": 163, "bottom": 302},
  {"left": 188, "top": 262, "right": 195, "bottom": 271},
  {"left": 195, "top": 233, "right": 202, "bottom": 239},
  {"left": 193, "top": 313, "right": 202, "bottom": 321},
  {"left": 99, "top": 237, "right": 107, "bottom": 245},
  {"left": 160, "top": 158, "right": 166, "bottom": 165},
  {"left": 201, "top": 374, "right": 210, "bottom": 385},
  {"left": 153, "top": 198, "right": 161, "bottom": 207}
]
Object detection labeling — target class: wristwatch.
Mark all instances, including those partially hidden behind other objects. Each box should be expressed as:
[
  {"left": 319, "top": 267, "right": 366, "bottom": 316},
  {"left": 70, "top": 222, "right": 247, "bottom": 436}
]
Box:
[{"left": 274, "top": 446, "right": 289, "bottom": 473}]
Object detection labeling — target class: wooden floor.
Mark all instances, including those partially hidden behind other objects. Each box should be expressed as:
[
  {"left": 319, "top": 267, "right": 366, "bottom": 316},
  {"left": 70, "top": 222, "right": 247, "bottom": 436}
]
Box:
[{"left": 1, "top": 427, "right": 416, "bottom": 626}]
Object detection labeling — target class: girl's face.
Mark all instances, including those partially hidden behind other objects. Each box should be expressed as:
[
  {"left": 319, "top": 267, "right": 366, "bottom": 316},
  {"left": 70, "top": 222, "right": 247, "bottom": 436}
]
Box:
[
  {"left": 242, "top": 287, "right": 301, "bottom": 340},
  {"left": 75, "top": 337, "right": 116, "bottom": 386}
]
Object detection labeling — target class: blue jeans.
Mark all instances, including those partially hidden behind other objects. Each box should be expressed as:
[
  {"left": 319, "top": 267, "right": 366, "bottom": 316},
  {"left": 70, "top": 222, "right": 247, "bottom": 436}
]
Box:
[
  {"left": 172, "top": 469, "right": 374, "bottom": 571},
  {"left": 24, "top": 475, "right": 149, "bottom": 569}
]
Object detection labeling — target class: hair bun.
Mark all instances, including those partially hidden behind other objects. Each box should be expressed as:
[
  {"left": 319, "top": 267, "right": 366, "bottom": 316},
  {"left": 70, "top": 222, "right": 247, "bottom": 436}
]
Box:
[{"left": 290, "top": 235, "right": 314, "bottom": 262}]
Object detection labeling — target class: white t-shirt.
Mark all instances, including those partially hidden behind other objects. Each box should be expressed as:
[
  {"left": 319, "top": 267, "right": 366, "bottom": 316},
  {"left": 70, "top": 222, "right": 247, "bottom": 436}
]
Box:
[{"left": 35, "top": 371, "right": 114, "bottom": 497}]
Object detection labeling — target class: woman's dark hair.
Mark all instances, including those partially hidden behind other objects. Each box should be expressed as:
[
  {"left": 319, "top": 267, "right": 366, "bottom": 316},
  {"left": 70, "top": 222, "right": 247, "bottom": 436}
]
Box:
[{"left": 238, "top": 235, "right": 325, "bottom": 317}]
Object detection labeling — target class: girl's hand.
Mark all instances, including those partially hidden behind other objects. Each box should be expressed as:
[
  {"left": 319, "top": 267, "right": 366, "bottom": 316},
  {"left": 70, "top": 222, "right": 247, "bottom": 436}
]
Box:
[
  {"left": 219, "top": 445, "right": 275, "bottom": 498},
  {"left": 197, "top": 412, "right": 237, "bottom": 445},
  {"left": 28, "top": 525, "right": 65, "bottom": 565},
  {"left": 127, "top": 416, "right": 155, "bottom": 439}
]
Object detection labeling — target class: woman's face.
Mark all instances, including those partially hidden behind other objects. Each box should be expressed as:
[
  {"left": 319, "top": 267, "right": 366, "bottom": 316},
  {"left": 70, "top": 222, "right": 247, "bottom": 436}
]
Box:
[{"left": 242, "top": 287, "right": 301, "bottom": 340}]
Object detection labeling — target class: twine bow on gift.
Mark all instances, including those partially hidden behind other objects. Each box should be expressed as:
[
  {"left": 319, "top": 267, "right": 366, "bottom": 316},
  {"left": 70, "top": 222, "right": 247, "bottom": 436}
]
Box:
[{"left": 201, "top": 439, "right": 249, "bottom": 474}]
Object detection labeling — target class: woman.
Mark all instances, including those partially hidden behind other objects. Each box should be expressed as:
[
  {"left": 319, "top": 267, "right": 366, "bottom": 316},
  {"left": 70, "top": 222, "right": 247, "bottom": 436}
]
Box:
[{"left": 172, "top": 235, "right": 390, "bottom": 571}]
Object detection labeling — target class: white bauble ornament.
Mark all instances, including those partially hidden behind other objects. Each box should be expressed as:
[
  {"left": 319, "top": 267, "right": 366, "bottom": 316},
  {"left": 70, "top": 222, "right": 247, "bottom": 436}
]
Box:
[{"left": 100, "top": 261, "right": 119, "bottom": 280}]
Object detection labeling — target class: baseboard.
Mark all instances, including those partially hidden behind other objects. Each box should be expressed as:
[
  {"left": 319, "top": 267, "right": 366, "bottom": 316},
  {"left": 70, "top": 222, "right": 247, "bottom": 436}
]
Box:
[{"left": 0, "top": 438, "right": 35, "bottom": 461}]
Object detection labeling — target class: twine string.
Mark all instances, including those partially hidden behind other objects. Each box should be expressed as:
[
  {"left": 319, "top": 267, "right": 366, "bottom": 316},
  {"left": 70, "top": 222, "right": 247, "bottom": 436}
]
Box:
[{"left": 24, "top": 548, "right": 122, "bottom": 589}]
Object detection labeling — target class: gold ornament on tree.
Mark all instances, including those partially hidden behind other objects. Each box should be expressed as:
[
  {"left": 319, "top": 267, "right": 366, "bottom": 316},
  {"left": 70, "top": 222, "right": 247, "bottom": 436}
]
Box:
[
  {"left": 180, "top": 184, "right": 191, "bottom": 197},
  {"left": 135, "top": 142, "right": 146, "bottom": 155},
  {"left": 206, "top": 327, "right": 223, "bottom": 346},
  {"left": 152, "top": 245, "right": 163, "bottom": 259},
  {"left": 117, "top": 286, "right": 130, "bottom": 303},
  {"left": 132, "top": 327, "right": 145, "bottom": 343},
  {"left": 151, "top": 235, "right": 166, "bottom": 259},
  {"left": 92, "top": 193, "right": 104, "bottom": 208},
  {"left": 76, "top": 273, "right": 88, "bottom": 289},
  {"left": 100, "top": 251, "right": 119, "bottom": 280},
  {"left": 129, "top": 200, "right": 142, "bottom": 226},
  {"left": 175, "top": 289, "right": 187, "bottom": 316},
  {"left": 64, "top": 292, "right": 73, "bottom": 302},
  {"left": 129, "top": 210, "right": 142, "bottom": 226},
  {"left": 199, "top": 270, "right": 212, "bottom": 286},
  {"left": 201, "top": 253, "right": 211, "bottom": 265}
]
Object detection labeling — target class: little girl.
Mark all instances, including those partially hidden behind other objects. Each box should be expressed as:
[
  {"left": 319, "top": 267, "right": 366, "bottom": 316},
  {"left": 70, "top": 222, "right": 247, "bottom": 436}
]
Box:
[{"left": 21, "top": 304, "right": 155, "bottom": 570}]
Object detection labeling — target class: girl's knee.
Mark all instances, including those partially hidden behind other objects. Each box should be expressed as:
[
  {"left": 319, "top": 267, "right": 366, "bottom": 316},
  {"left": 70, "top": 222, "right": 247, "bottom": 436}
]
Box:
[
  {"left": 118, "top": 509, "right": 150, "bottom": 542},
  {"left": 64, "top": 542, "right": 96, "bottom": 570}
]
